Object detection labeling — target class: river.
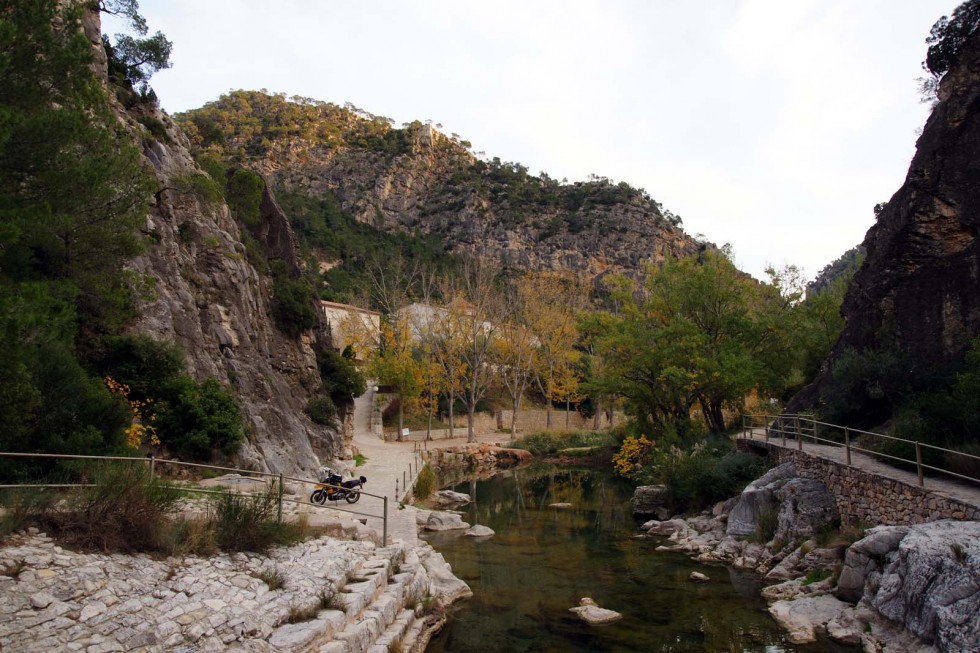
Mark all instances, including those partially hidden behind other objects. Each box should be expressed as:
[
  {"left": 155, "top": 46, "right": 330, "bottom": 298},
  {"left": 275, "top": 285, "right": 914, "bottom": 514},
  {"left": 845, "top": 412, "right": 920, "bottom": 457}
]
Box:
[{"left": 423, "top": 463, "right": 852, "bottom": 653}]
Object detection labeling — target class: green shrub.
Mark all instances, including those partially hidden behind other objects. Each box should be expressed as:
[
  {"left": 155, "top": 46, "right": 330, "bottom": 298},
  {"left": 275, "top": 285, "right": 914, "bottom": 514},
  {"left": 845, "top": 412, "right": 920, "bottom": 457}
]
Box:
[
  {"left": 154, "top": 377, "right": 244, "bottom": 459},
  {"left": 318, "top": 348, "right": 366, "bottom": 403},
  {"left": 55, "top": 462, "right": 182, "bottom": 552},
  {"left": 414, "top": 464, "right": 436, "bottom": 501},
  {"left": 642, "top": 437, "right": 769, "bottom": 512},
  {"left": 306, "top": 395, "right": 337, "bottom": 426},
  {"left": 272, "top": 276, "right": 318, "bottom": 338},
  {"left": 176, "top": 172, "right": 223, "bottom": 205},
  {"left": 226, "top": 169, "right": 264, "bottom": 226},
  {"left": 752, "top": 506, "right": 779, "bottom": 544},
  {"left": 508, "top": 430, "right": 616, "bottom": 455},
  {"left": 211, "top": 487, "right": 282, "bottom": 552},
  {"left": 256, "top": 567, "right": 287, "bottom": 590},
  {"left": 0, "top": 489, "right": 56, "bottom": 538},
  {"left": 137, "top": 115, "right": 171, "bottom": 144},
  {"left": 802, "top": 568, "right": 832, "bottom": 585}
]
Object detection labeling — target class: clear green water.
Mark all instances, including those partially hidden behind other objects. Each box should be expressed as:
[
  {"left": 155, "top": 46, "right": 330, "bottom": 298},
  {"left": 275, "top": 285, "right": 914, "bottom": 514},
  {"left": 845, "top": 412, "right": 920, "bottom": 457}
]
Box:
[{"left": 424, "top": 464, "right": 852, "bottom": 653}]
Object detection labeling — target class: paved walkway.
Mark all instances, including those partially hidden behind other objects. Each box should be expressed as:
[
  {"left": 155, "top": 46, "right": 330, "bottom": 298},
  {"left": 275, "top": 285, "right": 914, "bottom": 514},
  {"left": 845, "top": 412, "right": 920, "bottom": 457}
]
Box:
[
  {"left": 337, "top": 387, "right": 508, "bottom": 547},
  {"left": 740, "top": 428, "right": 980, "bottom": 511}
]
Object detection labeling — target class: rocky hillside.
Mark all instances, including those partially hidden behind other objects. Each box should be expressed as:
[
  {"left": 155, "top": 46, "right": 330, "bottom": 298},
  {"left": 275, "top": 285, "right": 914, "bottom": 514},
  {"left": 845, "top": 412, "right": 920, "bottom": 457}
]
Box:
[
  {"left": 81, "top": 10, "right": 345, "bottom": 476},
  {"left": 789, "top": 30, "right": 980, "bottom": 424},
  {"left": 176, "top": 91, "right": 704, "bottom": 283}
]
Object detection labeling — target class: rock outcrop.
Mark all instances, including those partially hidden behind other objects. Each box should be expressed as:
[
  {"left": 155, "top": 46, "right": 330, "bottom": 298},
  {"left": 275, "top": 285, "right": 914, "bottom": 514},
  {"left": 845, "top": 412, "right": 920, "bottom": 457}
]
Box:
[
  {"left": 837, "top": 520, "right": 980, "bottom": 651},
  {"left": 177, "top": 91, "right": 706, "bottom": 284},
  {"left": 791, "top": 32, "right": 980, "bottom": 422},
  {"left": 86, "top": 8, "right": 346, "bottom": 476},
  {"left": 643, "top": 463, "right": 979, "bottom": 652}
]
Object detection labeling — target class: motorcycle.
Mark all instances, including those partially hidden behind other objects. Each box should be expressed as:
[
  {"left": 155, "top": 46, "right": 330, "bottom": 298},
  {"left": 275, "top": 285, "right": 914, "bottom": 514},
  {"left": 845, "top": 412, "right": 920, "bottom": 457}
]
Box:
[{"left": 310, "top": 467, "right": 367, "bottom": 505}]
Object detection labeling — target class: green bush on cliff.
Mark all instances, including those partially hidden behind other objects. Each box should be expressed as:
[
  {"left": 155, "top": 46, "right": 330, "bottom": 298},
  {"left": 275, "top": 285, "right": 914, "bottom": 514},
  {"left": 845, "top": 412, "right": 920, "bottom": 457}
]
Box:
[{"left": 272, "top": 275, "right": 319, "bottom": 338}]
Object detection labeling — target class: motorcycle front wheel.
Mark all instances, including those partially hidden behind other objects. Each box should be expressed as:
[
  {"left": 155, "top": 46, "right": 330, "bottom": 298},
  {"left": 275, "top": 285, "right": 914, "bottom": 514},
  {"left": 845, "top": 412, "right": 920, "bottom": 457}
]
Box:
[
  {"left": 345, "top": 491, "right": 360, "bottom": 504},
  {"left": 311, "top": 489, "right": 326, "bottom": 505}
]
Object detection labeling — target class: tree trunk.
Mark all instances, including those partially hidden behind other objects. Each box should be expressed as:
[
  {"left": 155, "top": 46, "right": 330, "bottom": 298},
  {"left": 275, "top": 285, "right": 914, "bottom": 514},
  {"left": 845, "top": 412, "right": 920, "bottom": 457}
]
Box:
[
  {"left": 593, "top": 398, "right": 601, "bottom": 429},
  {"left": 511, "top": 396, "right": 520, "bottom": 436},
  {"left": 397, "top": 397, "right": 404, "bottom": 442},
  {"left": 448, "top": 394, "right": 455, "bottom": 439},
  {"left": 565, "top": 396, "right": 570, "bottom": 428},
  {"left": 466, "top": 404, "right": 475, "bottom": 443},
  {"left": 426, "top": 376, "right": 433, "bottom": 441}
]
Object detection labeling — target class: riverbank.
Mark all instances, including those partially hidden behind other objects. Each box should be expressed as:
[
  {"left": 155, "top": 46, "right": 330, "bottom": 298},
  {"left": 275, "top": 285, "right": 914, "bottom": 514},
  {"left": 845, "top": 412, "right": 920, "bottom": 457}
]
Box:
[
  {"left": 640, "top": 462, "right": 979, "bottom": 652},
  {"left": 0, "top": 526, "right": 470, "bottom": 652}
]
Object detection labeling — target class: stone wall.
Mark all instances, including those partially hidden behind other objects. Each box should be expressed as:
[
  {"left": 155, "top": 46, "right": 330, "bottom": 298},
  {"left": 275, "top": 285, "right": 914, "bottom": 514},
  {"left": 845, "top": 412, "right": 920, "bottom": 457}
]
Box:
[
  {"left": 739, "top": 440, "right": 980, "bottom": 525},
  {"left": 500, "top": 408, "right": 626, "bottom": 433}
]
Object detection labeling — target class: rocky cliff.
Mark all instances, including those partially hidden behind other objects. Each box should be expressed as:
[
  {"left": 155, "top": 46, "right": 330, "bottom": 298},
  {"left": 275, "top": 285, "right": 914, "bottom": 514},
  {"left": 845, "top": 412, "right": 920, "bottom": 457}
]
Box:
[
  {"left": 790, "top": 32, "right": 980, "bottom": 421},
  {"left": 177, "top": 91, "right": 704, "bottom": 283},
  {"left": 82, "top": 10, "right": 345, "bottom": 476}
]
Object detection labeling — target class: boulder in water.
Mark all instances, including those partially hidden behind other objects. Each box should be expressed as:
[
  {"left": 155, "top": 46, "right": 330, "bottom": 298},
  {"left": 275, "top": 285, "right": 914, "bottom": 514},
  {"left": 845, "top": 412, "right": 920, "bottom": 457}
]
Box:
[
  {"left": 424, "top": 512, "right": 471, "bottom": 531},
  {"left": 464, "top": 525, "right": 495, "bottom": 538},
  {"left": 569, "top": 597, "right": 622, "bottom": 625}
]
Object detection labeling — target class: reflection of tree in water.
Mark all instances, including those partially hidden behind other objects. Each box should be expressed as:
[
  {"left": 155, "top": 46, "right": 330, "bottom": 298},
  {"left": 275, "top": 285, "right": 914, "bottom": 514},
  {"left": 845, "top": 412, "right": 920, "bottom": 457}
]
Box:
[{"left": 427, "top": 464, "right": 851, "bottom": 653}]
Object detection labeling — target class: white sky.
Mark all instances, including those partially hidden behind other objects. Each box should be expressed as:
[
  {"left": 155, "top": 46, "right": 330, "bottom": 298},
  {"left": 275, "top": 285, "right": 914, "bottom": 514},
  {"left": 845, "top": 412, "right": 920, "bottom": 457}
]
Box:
[{"left": 109, "top": 0, "right": 961, "bottom": 281}]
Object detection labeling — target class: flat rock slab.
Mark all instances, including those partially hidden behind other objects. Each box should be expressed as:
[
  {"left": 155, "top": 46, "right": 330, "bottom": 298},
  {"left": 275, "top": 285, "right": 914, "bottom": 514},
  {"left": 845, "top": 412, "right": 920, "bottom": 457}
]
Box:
[
  {"left": 569, "top": 598, "right": 623, "bottom": 625},
  {"left": 768, "top": 594, "right": 850, "bottom": 644},
  {"left": 549, "top": 503, "right": 573, "bottom": 509}
]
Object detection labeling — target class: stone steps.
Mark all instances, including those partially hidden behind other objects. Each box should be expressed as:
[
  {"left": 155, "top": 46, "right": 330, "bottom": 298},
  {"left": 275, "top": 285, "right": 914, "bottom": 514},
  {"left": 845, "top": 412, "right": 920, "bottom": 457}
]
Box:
[{"left": 314, "top": 546, "right": 430, "bottom": 653}]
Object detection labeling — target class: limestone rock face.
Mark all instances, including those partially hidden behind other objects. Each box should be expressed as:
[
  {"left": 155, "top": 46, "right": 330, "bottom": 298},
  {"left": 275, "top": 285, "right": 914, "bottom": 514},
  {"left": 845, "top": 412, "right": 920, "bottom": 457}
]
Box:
[
  {"left": 86, "top": 12, "right": 345, "bottom": 476},
  {"left": 837, "top": 520, "right": 980, "bottom": 651},
  {"left": 726, "top": 463, "right": 797, "bottom": 537},
  {"left": 178, "top": 94, "right": 706, "bottom": 286},
  {"left": 790, "top": 33, "right": 980, "bottom": 422},
  {"left": 772, "top": 478, "right": 840, "bottom": 544}
]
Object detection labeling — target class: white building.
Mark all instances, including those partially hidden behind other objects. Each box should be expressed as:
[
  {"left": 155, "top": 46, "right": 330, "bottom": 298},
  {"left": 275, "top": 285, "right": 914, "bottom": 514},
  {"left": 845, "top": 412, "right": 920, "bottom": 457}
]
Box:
[{"left": 320, "top": 300, "right": 380, "bottom": 362}]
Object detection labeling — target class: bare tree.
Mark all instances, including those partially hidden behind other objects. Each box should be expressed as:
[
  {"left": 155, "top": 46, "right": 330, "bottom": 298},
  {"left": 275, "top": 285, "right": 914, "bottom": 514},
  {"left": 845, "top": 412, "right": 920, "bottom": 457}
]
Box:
[
  {"left": 494, "top": 285, "right": 537, "bottom": 436},
  {"left": 438, "top": 257, "right": 508, "bottom": 442}
]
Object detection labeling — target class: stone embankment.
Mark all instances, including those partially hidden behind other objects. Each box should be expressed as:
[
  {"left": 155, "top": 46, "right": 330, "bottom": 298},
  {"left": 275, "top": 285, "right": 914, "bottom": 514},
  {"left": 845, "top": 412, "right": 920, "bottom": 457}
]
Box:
[
  {"left": 744, "top": 441, "right": 980, "bottom": 525},
  {"left": 637, "top": 463, "right": 979, "bottom": 652},
  {"left": 422, "top": 443, "right": 532, "bottom": 484},
  {"left": 0, "top": 529, "right": 471, "bottom": 653}
]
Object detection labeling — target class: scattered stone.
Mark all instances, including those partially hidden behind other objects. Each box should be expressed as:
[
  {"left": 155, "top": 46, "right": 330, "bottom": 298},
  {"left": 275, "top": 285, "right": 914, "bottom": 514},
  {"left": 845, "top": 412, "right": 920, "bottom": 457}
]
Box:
[
  {"left": 424, "top": 512, "right": 471, "bottom": 532},
  {"left": 549, "top": 503, "right": 572, "bottom": 509},
  {"left": 433, "top": 490, "right": 471, "bottom": 506},
  {"left": 569, "top": 597, "right": 623, "bottom": 625},
  {"left": 689, "top": 572, "right": 709, "bottom": 582},
  {"left": 464, "top": 525, "right": 495, "bottom": 538},
  {"left": 30, "top": 591, "right": 55, "bottom": 609}
]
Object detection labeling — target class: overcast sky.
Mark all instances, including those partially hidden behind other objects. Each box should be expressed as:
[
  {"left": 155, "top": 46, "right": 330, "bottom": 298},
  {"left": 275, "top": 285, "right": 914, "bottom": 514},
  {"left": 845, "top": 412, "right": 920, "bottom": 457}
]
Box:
[{"left": 109, "top": 0, "right": 961, "bottom": 281}]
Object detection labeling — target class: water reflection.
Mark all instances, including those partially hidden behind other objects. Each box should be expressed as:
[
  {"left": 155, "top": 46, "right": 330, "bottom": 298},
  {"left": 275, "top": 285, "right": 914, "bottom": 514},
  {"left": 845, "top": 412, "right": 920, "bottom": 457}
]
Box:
[{"left": 425, "top": 463, "right": 850, "bottom": 653}]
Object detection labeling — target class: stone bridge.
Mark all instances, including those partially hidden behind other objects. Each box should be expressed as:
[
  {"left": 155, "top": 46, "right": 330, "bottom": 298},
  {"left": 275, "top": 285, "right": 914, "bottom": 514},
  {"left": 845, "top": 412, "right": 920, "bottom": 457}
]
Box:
[{"left": 737, "top": 429, "right": 980, "bottom": 527}]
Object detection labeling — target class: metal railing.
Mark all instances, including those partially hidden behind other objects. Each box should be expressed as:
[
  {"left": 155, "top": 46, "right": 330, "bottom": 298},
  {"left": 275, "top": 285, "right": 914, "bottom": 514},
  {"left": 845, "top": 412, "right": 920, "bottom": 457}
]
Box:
[
  {"left": 0, "top": 452, "right": 389, "bottom": 544},
  {"left": 740, "top": 414, "right": 980, "bottom": 488}
]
